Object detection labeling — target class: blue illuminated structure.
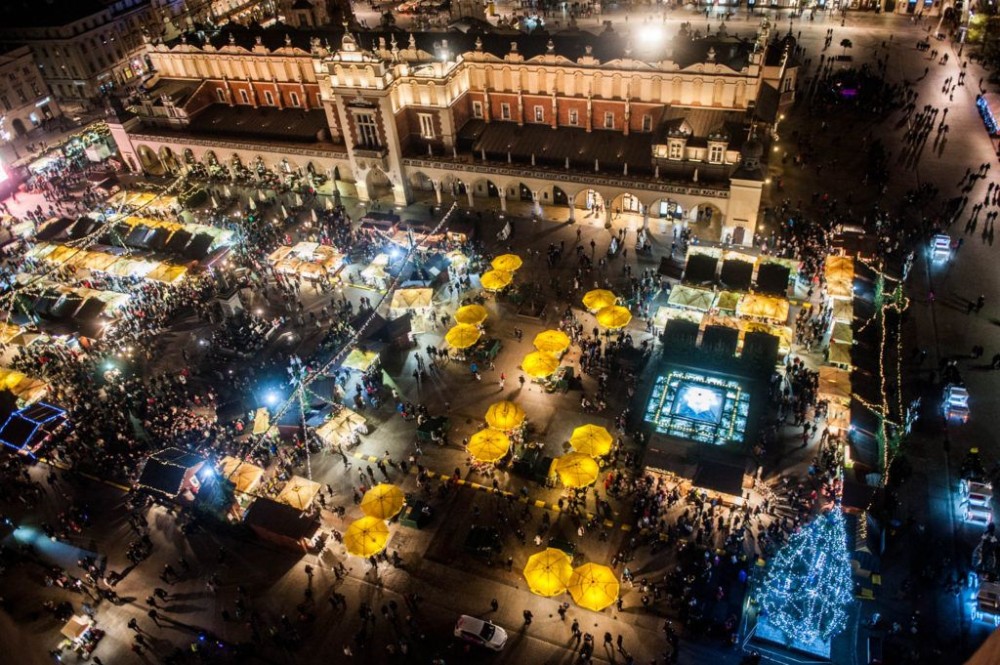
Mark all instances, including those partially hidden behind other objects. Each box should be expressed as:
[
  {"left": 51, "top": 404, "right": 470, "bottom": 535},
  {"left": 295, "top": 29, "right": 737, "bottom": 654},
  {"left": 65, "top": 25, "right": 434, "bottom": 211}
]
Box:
[
  {"left": 643, "top": 371, "right": 751, "bottom": 445},
  {"left": 0, "top": 402, "right": 67, "bottom": 457},
  {"left": 977, "top": 94, "right": 1000, "bottom": 137}
]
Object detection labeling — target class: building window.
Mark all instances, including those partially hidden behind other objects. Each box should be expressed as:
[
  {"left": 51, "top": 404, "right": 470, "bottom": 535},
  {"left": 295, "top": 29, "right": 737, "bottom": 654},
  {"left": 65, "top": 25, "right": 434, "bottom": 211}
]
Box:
[
  {"left": 603, "top": 112, "right": 614, "bottom": 129},
  {"left": 419, "top": 113, "right": 435, "bottom": 139},
  {"left": 708, "top": 144, "right": 725, "bottom": 164},
  {"left": 290, "top": 92, "right": 300, "bottom": 107},
  {"left": 500, "top": 103, "right": 511, "bottom": 120},
  {"left": 533, "top": 106, "right": 543, "bottom": 122},
  {"left": 355, "top": 112, "right": 380, "bottom": 148},
  {"left": 668, "top": 142, "right": 683, "bottom": 160},
  {"left": 568, "top": 109, "right": 578, "bottom": 126},
  {"left": 642, "top": 115, "right": 652, "bottom": 132},
  {"left": 215, "top": 88, "right": 226, "bottom": 103},
  {"left": 264, "top": 90, "right": 274, "bottom": 106},
  {"left": 238, "top": 89, "right": 249, "bottom": 104},
  {"left": 472, "top": 100, "right": 483, "bottom": 118}
]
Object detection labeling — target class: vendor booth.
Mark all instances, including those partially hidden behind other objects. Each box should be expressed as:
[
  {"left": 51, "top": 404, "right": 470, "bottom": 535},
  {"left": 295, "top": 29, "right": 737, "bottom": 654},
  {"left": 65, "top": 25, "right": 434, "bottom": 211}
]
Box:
[
  {"left": 667, "top": 285, "right": 716, "bottom": 312},
  {"left": 342, "top": 348, "right": 380, "bottom": 373},
  {"left": 276, "top": 476, "right": 321, "bottom": 511},
  {"left": 58, "top": 615, "right": 104, "bottom": 658},
  {"left": 827, "top": 341, "right": 853, "bottom": 370},
  {"left": 245, "top": 497, "right": 319, "bottom": 552},
  {"left": 268, "top": 242, "right": 344, "bottom": 279},
  {"left": 831, "top": 299, "right": 853, "bottom": 324},
  {"left": 818, "top": 365, "right": 852, "bottom": 411},
  {"left": 736, "top": 294, "right": 790, "bottom": 324},
  {"left": 315, "top": 407, "right": 368, "bottom": 448},
  {"left": 825, "top": 255, "right": 855, "bottom": 300},
  {"left": 360, "top": 254, "right": 391, "bottom": 290}
]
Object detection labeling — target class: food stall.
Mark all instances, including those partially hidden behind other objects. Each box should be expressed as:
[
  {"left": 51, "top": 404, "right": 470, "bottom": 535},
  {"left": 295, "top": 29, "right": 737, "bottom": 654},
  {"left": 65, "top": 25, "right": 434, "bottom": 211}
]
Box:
[
  {"left": 58, "top": 615, "right": 104, "bottom": 658},
  {"left": 667, "top": 285, "right": 717, "bottom": 312},
  {"left": 825, "top": 255, "right": 855, "bottom": 300},
  {"left": 736, "top": 293, "right": 790, "bottom": 325},
  {"left": 276, "top": 476, "right": 321, "bottom": 511},
  {"left": 315, "top": 407, "right": 368, "bottom": 448},
  {"left": 268, "top": 242, "right": 344, "bottom": 279},
  {"left": 342, "top": 348, "right": 380, "bottom": 374},
  {"left": 390, "top": 287, "right": 434, "bottom": 322},
  {"left": 360, "top": 254, "right": 391, "bottom": 290}
]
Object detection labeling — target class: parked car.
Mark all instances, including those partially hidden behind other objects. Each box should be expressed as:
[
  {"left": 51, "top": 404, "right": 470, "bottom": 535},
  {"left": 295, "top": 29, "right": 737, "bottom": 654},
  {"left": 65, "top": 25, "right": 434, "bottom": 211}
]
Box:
[{"left": 454, "top": 615, "right": 508, "bottom": 651}]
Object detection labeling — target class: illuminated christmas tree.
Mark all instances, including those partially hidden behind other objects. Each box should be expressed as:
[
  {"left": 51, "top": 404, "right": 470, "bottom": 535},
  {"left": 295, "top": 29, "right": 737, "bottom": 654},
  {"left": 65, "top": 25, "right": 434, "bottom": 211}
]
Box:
[{"left": 759, "top": 507, "right": 853, "bottom": 647}]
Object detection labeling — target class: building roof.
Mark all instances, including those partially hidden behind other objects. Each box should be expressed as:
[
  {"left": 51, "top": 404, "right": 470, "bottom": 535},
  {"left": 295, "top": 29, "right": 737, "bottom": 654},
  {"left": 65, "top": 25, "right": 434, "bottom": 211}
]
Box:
[
  {"left": 764, "top": 32, "right": 798, "bottom": 67},
  {"left": 661, "top": 107, "right": 745, "bottom": 140},
  {"left": 137, "top": 458, "right": 188, "bottom": 497},
  {"left": 185, "top": 105, "right": 331, "bottom": 144},
  {"left": 0, "top": 0, "right": 111, "bottom": 29},
  {"left": 245, "top": 497, "right": 319, "bottom": 540}
]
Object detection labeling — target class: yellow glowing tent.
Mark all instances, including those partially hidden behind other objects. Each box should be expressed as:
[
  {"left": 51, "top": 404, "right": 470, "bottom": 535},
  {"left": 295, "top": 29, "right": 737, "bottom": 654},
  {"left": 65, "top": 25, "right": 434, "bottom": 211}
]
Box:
[
  {"left": 360, "top": 484, "right": 406, "bottom": 520},
  {"left": 533, "top": 329, "right": 571, "bottom": 355},
  {"left": 595, "top": 305, "right": 632, "bottom": 329},
  {"left": 523, "top": 548, "right": 573, "bottom": 597},
  {"left": 276, "top": 476, "right": 321, "bottom": 511},
  {"left": 818, "top": 365, "right": 852, "bottom": 406},
  {"left": 219, "top": 456, "right": 265, "bottom": 494},
  {"left": 570, "top": 424, "right": 613, "bottom": 457},
  {"left": 467, "top": 429, "right": 511, "bottom": 463},
  {"left": 567, "top": 563, "right": 620, "bottom": 611},
  {"left": 484, "top": 400, "right": 526, "bottom": 431},
  {"left": 582, "top": 289, "right": 616, "bottom": 312},
  {"left": 343, "top": 348, "right": 380, "bottom": 372},
  {"left": 344, "top": 516, "right": 390, "bottom": 557},
  {"left": 522, "top": 351, "right": 560, "bottom": 379},
  {"left": 480, "top": 269, "right": 513, "bottom": 292},
  {"left": 446, "top": 324, "right": 482, "bottom": 349},
  {"left": 491, "top": 254, "right": 523, "bottom": 272},
  {"left": 455, "top": 304, "right": 488, "bottom": 326},
  {"left": 736, "top": 294, "right": 790, "bottom": 324},
  {"left": 555, "top": 453, "right": 600, "bottom": 488}
]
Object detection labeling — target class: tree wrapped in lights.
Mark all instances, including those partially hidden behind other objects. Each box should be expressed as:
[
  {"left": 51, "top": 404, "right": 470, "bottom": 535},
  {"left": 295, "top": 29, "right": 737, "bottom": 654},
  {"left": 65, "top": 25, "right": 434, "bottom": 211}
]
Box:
[{"left": 760, "top": 507, "right": 853, "bottom": 646}]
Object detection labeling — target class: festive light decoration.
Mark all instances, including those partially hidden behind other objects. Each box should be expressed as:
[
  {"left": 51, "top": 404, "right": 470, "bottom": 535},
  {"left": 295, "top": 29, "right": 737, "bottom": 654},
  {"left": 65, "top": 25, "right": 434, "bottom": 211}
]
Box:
[{"left": 759, "top": 508, "right": 854, "bottom": 646}]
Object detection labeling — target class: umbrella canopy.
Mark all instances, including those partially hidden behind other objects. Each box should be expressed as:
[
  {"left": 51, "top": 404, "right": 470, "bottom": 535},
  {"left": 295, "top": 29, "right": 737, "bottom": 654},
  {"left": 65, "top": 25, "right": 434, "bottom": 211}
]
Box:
[
  {"left": 344, "top": 516, "right": 390, "bottom": 557},
  {"left": 446, "top": 324, "right": 482, "bottom": 349},
  {"left": 567, "top": 563, "right": 620, "bottom": 611},
  {"left": 360, "top": 484, "right": 406, "bottom": 520},
  {"left": 491, "top": 253, "right": 523, "bottom": 272},
  {"left": 555, "top": 453, "right": 600, "bottom": 488},
  {"left": 523, "top": 548, "right": 573, "bottom": 597},
  {"left": 455, "top": 304, "right": 489, "bottom": 326},
  {"left": 485, "top": 400, "right": 526, "bottom": 430},
  {"left": 570, "top": 424, "right": 613, "bottom": 457},
  {"left": 533, "top": 329, "right": 571, "bottom": 355},
  {"left": 480, "top": 269, "right": 513, "bottom": 292},
  {"left": 582, "top": 289, "right": 616, "bottom": 312},
  {"left": 467, "top": 429, "right": 511, "bottom": 463},
  {"left": 595, "top": 305, "right": 632, "bottom": 329},
  {"left": 522, "top": 351, "right": 560, "bottom": 379}
]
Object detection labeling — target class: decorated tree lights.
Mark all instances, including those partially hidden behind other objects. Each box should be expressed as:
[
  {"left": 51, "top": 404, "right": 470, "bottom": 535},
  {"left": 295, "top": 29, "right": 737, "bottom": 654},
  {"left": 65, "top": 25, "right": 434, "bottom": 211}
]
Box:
[{"left": 757, "top": 507, "right": 854, "bottom": 656}]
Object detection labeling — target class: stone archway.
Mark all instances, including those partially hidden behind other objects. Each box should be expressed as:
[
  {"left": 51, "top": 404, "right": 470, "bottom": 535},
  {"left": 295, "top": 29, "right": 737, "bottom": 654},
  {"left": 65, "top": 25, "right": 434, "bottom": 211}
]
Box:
[
  {"left": 159, "top": 146, "right": 181, "bottom": 174},
  {"left": 689, "top": 202, "right": 724, "bottom": 242},
  {"left": 552, "top": 186, "right": 568, "bottom": 207},
  {"left": 366, "top": 167, "right": 394, "bottom": 202},
  {"left": 408, "top": 171, "right": 437, "bottom": 204},
  {"left": 11, "top": 118, "right": 26, "bottom": 136},
  {"left": 136, "top": 145, "right": 164, "bottom": 175},
  {"left": 469, "top": 177, "right": 501, "bottom": 199}
]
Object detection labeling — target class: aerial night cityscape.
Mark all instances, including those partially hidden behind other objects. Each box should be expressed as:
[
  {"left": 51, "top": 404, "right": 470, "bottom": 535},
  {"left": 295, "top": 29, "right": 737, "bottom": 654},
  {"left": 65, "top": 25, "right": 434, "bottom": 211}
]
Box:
[{"left": 5, "top": 0, "right": 1000, "bottom": 664}]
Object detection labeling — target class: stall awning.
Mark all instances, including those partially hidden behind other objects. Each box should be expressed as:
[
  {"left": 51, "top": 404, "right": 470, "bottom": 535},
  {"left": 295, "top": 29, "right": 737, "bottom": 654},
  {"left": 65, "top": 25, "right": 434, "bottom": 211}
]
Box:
[
  {"left": 828, "top": 340, "right": 853, "bottom": 368},
  {"left": 276, "top": 476, "right": 321, "bottom": 511},
  {"left": 390, "top": 287, "right": 433, "bottom": 311},
  {"left": 654, "top": 305, "right": 704, "bottom": 328},
  {"left": 736, "top": 293, "right": 790, "bottom": 323},
  {"left": 219, "top": 456, "right": 264, "bottom": 494},
  {"left": 667, "top": 285, "right": 716, "bottom": 312},
  {"left": 818, "top": 365, "right": 852, "bottom": 405},
  {"left": 343, "top": 348, "right": 379, "bottom": 372},
  {"left": 314, "top": 408, "right": 367, "bottom": 445}
]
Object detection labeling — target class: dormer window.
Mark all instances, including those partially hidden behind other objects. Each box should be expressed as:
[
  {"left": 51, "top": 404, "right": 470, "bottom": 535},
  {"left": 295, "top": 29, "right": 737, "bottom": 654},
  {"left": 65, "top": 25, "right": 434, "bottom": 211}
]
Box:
[
  {"left": 708, "top": 143, "right": 726, "bottom": 164},
  {"left": 668, "top": 140, "right": 684, "bottom": 160}
]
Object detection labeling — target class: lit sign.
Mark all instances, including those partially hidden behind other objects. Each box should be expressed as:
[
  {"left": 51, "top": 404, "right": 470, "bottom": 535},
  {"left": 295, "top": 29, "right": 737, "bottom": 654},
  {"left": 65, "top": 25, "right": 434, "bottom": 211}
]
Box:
[{"left": 34, "top": 97, "right": 50, "bottom": 107}]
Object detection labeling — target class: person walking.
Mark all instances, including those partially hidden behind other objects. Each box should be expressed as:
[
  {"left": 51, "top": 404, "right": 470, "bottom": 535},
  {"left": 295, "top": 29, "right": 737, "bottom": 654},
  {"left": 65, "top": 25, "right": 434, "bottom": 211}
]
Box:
[
  {"left": 490, "top": 598, "right": 499, "bottom": 612},
  {"left": 523, "top": 609, "right": 533, "bottom": 625}
]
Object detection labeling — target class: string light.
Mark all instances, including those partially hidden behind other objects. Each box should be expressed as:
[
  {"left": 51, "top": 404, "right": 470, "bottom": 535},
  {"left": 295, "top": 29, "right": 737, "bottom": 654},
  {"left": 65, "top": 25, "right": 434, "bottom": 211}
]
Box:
[{"left": 759, "top": 507, "right": 854, "bottom": 646}]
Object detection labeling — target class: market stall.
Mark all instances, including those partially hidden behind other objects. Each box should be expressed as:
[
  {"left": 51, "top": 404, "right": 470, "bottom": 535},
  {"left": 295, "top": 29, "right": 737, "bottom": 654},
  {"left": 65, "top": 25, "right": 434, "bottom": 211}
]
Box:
[
  {"left": 276, "top": 476, "right": 321, "bottom": 511},
  {"left": 825, "top": 255, "right": 855, "bottom": 300},
  {"left": 827, "top": 341, "right": 853, "bottom": 370},
  {"left": 654, "top": 305, "right": 705, "bottom": 330},
  {"left": 360, "top": 254, "right": 391, "bottom": 290},
  {"left": 58, "top": 615, "right": 104, "bottom": 658},
  {"left": 736, "top": 293, "right": 790, "bottom": 324},
  {"left": 818, "top": 366, "right": 852, "bottom": 409},
  {"left": 219, "top": 456, "right": 265, "bottom": 495},
  {"left": 831, "top": 299, "right": 853, "bottom": 324},
  {"left": 390, "top": 287, "right": 434, "bottom": 318},
  {"left": 342, "top": 348, "right": 380, "bottom": 373},
  {"left": 714, "top": 291, "right": 742, "bottom": 315},
  {"left": 831, "top": 321, "right": 854, "bottom": 345},
  {"left": 268, "top": 242, "right": 344, "bottom": 279},
  {"left": 0, "top": 368, "right": 49, "bottom": 403},
  {"left": 315, "top": 407, "right": 368, "bottom": 448},
  {"left": 667, "top": 285, "right": 717, "bottom": 312}
]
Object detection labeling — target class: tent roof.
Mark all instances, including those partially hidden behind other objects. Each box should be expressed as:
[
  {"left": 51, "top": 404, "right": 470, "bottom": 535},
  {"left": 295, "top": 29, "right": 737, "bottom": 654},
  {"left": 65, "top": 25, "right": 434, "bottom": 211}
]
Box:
[
  {"left": 390, "top": 287, "right": 433, "bottom": 310},
  {"left": 755, "top": 262, "right": 791, "bottom": 296},
  {"left": 736, "top": 293, "right": 790, "bottom": 323},
  {"left": 691, "top": 458, "right": 746, "bottom": 498},
  {"left": 667, "top": 285, "right": 717, "bottom": 311},
  {"left": 818, "top": 365, "right": 852, "bottom": 404},
  {"left": 245, "top": 497, "right": 319, "bottom": 539},
  {"left": 276, "top": 475, "right": 321, "bottom": 511},
  {"left": 719, "top": 259, "right": 753, "bottom": 291},
  {"left": 683, "top": 254, "right": 717, "bottom": 285}
]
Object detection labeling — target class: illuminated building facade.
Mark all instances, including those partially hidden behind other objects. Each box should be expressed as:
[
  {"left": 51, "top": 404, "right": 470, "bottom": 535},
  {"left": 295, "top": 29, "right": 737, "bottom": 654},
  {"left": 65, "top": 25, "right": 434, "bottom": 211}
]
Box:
[
  {"left": 107, "top": 22, "right": 798, "bottom": 244},
  {"left": 0, "top": 45, "right": 61, "bottom": 139}
]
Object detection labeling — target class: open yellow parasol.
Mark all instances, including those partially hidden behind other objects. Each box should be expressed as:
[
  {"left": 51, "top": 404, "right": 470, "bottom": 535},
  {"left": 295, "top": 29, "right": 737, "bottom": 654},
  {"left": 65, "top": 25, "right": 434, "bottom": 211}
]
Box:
[
  {"left": 567, "top": 563, "right": 620, "bottom": 611},
  {"left": 455, "top": 304, "right": 488, "bottom": 326},
  {"left": 582, "top": 289, "right": 617, "bottom": 312},
  {"left": 344, "top": 516, "right": 390, "bottom": 557},
  {"left": 485, "top": 400, "right": 526, "bottom": 430},
  {"left": 467, "top": 429, "right": 511, "bottom": 463},
  {"left": 533, "top": 329, "right": 571, "bottom": 355},
  {"left": 491, "top": 254, "right": 523, "bottom": 272},
  {"left": 523, "top": 548, "right": 573, "bottom": 597},
  {"left": 555, "top": 453, "right": 600, "bottom": 488},
  {"left": 360, "top": 484, "right": 406, "bottom": 520},
  {"left": 480, "top": 269, "right": 513, "bottom": 292},
  {"left": 445, "top": 324, "right": 482, "bottom": 349},
  {"left": 570, "top": 424, "right": 613, "bottom": 457},
  {"left": 522, "top": 351, "right": 560, "bottom": 379},
  {"left": 595, "top": 305, "right": 632, "bottom": 329}
]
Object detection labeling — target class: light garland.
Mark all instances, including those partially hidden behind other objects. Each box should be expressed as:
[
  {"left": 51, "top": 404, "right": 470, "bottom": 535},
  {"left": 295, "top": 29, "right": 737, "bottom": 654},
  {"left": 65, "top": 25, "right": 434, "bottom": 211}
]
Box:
[{"left": 759, "top": 507, "right": 854, "bottom": 645}]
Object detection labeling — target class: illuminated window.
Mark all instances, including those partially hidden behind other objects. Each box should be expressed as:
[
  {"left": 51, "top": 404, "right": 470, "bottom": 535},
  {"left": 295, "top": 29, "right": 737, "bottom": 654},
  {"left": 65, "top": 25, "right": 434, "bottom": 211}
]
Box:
[
  {"left": 709, "top": 144, "right": 725, "bottom": 164},
  {"left": 355, "top": 112, "right": 379, "bottom": 148},
  {"left": 534, "top": 105, "right": 543, "bottom": 122},
  {"left": 419, "top": 113, "right": 435, "bottom": 139},
  {"left": 568, "top": 109, "right": 578, "bottom": 126},
  {"left": 472, "top": 100, "right": 483, "bottom": 118},
  {"left": 500, "top": 103, "right": 510, "bottom": 120}
]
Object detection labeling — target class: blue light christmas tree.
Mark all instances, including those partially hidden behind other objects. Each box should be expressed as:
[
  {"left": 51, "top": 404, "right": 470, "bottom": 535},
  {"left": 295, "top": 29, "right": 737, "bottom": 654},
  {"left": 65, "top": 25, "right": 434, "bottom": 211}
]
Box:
[{"left": 759, "top": 507, "right": 854, "bottom": 647}]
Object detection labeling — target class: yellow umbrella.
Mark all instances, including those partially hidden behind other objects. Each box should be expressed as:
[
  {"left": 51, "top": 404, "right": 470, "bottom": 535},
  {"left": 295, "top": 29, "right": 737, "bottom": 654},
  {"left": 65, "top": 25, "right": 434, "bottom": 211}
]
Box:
[
  {"left": 445, "top": 324, "right": 482, "bottom": 349},
  {"left": 480, "top": 269, "right": 513, "bottom": 292},
  {"left": 467, "top": 429, "right": 511, "bottom": 463},
  {"left": 344, "top": 516, "right": 390, "bottom": 557},
  {"left": 360, "top": 484, "right": 406, "bottom": 520},
  {"left": 570, "top": 424, "right": 613, "bottom": 457},
  {"left": 555, "top": 453, "right": 600, "bottom": 488},
  {"left": 522, "top": 351, "right": 560, "bottom": 379},
  {"left": 533, "top": 329, "right": 571, "bottom": 355},
  {"left": 595, "top": 305, "right": 632, "bottom": 329},
  {"left": 582, "top": 289, "right": 616, "bottom": 312},
  {"left": 567, "top": 563, "right": 620, "bottom": 611},
  {"left": 491, "top": 254, "right": 523, "bottom": 272},
  {"left": 485, "top": 400, "right": 526, "bottom": 430},
  {"left": 455, "top": 304, "right": 488, "bottom": 326},
  {"left": 523, "top": 548, "right": 573, "bottom": 597}
]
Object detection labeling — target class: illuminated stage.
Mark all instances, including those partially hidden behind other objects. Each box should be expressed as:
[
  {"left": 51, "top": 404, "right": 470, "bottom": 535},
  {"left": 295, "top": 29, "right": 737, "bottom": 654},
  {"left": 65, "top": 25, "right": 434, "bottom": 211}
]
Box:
[{"left": 644, "top": 371, "right": 751, "bottom": 445}]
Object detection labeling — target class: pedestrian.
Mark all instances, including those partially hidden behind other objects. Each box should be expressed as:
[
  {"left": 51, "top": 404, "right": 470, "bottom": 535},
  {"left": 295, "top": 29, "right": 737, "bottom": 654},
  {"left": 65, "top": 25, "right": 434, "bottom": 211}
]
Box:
[
  {"left": 490, "top": 598, "right": 499, "bottom": 612},
  {"left": 147, "top": 609, "right": 160, "bottom": 626},
  {"left": 571, "top": 617, "right": 580, "bottom": 634},
  {"left": 617, "top": 634, "right": 625, "bottom": 653},
  {"left": 523, "top": 609, "right": 533, "bottom": 625}
]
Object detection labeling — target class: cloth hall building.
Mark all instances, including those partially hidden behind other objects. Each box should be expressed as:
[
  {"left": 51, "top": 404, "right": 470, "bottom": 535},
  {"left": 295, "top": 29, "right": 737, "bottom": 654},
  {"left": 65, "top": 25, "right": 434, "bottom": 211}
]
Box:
[{"left": 108, "top": 23, "right": 797, "bottom": 245}]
